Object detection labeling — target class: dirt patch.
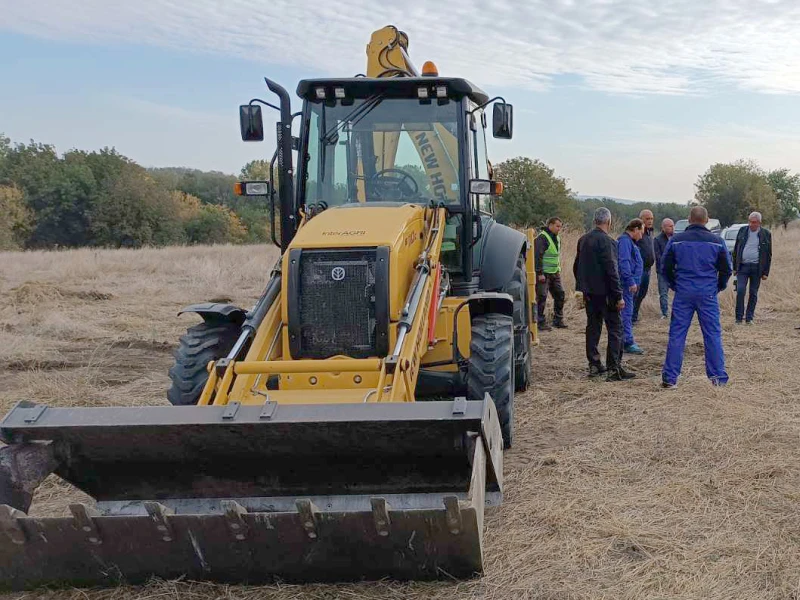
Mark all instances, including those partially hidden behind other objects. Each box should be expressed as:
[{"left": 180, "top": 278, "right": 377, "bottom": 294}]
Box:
[
  {"left": 71, "top": 290, "right": 114, "bottom": 301},
  {"left": 9, "top": 281, "right": 64, "bottom": 304},
  {"left": 6, "top": 358, "right": 79, "bottom": 371},
  {"left": 529, "top": 421, "right": 595, "bottom": 452},
  {"left": 8, "top": 282, "right": 113, "bottom": 304},
  {"left": 110, "top": 339, "right": 174, "bottom": 352}
]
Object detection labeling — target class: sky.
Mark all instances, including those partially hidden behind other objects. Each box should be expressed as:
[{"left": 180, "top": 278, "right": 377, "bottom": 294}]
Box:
[{"left": 2, "top": 0, "right": 800, "bottom": 203}]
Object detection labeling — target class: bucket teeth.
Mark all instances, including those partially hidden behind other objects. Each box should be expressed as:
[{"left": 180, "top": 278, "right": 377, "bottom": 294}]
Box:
[
  {"left": 221, "top": 500, "right": 248, "bottom": 541},
  {"left": 144, "top": 501, "right": 175, "bottom": 542},
  {"left": 443, "top": 496, "right": 463, "bottom": 535},
  {"left": 370, "top": 497, "right": 391, "bottom": 537},
  {"left": 69, "top": 504, "right": 102, "bottom": 545},
  {"left": 296, "top": 499, "right": 319, "bottom": 540}
]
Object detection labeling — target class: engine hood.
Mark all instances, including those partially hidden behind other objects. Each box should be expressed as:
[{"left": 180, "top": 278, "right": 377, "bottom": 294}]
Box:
[{"left": 289, "top": 203, "right": 426, "bottom": 250}]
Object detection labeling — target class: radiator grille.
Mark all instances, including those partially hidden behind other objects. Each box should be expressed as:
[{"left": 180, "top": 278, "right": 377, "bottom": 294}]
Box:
[{"left": 297, "top": 249, "right": 378, "bottom": 359}]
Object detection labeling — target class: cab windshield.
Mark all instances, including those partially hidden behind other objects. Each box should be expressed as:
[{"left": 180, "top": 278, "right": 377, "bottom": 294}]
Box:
[{"left": 303, "top": 97, "right": 461, "bottom": 208}]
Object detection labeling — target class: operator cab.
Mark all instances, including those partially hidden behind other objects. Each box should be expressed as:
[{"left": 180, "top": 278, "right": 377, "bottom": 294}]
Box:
[
  {"left": 238, "top": 75, "right": 513, "bottom": 280},
  {"left": 300, "top": 77, "right": 511, "bottom": 276},
  {"left": 294, "top": 77, "right": 509, "bottom": 209}
]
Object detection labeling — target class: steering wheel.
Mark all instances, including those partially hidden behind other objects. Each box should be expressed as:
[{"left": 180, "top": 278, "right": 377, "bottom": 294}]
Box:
[{"left": 369, "top": 168, "right": 419, "bottom": 201}]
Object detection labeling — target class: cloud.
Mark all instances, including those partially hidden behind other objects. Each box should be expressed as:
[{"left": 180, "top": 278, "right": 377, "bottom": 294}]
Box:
[{"left": 3, "top": 0, "right": 800, "bottom": 95}]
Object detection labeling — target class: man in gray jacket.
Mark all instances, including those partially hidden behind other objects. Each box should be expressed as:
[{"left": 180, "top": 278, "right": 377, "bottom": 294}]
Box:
[
  {"left": 732, "top": 211, "right": 772, "bottom": 324},
  {"left": 654, "top": 218, "right": 674, "bottom": 319}
]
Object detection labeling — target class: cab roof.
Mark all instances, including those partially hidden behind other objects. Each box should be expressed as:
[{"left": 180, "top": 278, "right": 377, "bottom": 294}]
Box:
[{"left": 297, "top": 77, "right": 489, "bottom": 106}]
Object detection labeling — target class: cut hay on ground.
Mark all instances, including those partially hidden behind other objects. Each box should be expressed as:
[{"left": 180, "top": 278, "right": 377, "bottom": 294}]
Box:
[{"left": 1, "top": 225, "right": 799, "bottom": 599}]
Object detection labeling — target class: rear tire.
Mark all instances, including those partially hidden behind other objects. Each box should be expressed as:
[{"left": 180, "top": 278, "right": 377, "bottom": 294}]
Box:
[
  {"left": 167, "top": 320, "right": 241, "bottom": 406},
  {"left": 467, "top": 313, "right": 515, "bottom": 449},
  {"left": 504, "top": 254, "right": 531, "bottom": 391}
]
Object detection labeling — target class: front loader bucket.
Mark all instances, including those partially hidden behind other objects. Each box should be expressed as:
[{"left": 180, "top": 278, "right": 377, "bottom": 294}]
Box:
[{"left": 0, "top": 397, "right": 503, "bottom": 590}]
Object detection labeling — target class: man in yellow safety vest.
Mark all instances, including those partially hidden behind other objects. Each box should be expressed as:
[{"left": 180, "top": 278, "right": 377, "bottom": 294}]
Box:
[{"left": 535, "top": 217, "right": 567, "bottom": 331}]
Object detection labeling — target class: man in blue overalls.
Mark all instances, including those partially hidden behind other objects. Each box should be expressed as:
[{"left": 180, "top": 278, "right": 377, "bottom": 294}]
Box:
[
  {"left": 618, "top": 219, "right": 645, "bottom": 355},
  {"left": 660, "top": 206, "right": 732, "bottom": 388}
]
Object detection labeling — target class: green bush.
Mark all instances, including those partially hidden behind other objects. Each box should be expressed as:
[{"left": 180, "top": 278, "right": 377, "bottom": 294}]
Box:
[
  {"left": 0, "top": 185, "right": 31, "bottom": 250},
  {"left": 185, "top": 204, "right": 248, "bottom": 245}
]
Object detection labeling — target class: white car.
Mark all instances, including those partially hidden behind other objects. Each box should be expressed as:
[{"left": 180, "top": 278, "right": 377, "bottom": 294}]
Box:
[
  {"left": 721, "top": 223, "right": 748, "bottom": 253},
  {"left": 674, "top": 218, "right": 722, "bottom": 236}
]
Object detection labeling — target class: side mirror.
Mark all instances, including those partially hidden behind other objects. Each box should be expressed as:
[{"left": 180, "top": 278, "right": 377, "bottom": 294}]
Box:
[
  {"left": 492, "top": 103, "right": 513, "bottom": 139},
  {"left": 469, "top": 179, "right": 504, "bottom": 195},
  {"left": 239, "top": 105, "right": 264, "bottom": 141}
]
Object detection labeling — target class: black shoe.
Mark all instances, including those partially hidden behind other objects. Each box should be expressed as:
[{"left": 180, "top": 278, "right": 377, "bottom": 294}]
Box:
[
  {"left": 606, "top": 366, "right": 636, "bottom": 382},
  {"left": 589, "top": 363, "right": 607, "bottom": 377},
  {"left": 538, "top": 322, "right": 552, "bottom": 331},
  {"left": 553, "top": 321, "right": 568, "bottom": 329}
]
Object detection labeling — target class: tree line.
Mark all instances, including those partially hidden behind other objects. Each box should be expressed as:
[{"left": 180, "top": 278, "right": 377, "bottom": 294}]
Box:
[
  {"left": 0, "top": 133, "right": 274, "bottom": 250},
  {"left": 2, "top": 132, "right": 797, "bottom": 251},
  {"left": 494, "top": 156, "right": 800, "bottom": 232}
]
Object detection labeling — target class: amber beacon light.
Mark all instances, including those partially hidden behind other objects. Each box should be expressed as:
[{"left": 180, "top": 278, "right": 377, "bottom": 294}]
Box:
[{"left": 421, "top": 61, "right": 439, "bottom": 76}]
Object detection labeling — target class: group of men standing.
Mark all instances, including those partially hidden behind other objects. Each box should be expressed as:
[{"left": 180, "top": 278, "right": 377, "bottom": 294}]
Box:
[{"left": 534, "top": 206, "right": 773, "bottom": 387}]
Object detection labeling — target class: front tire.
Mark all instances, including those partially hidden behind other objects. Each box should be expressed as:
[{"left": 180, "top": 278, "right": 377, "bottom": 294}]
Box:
[
  {"left": 504, "top": 254, "right": 531, "bottom": 391},
  {"left": 167, "top": 319, "right": 241, "bottom": 406},
  {"left": 467, "top": 313, "right": 515, "bottom": 449}
]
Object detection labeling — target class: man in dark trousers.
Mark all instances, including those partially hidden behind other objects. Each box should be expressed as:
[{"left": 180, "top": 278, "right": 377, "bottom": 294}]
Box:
[
  {"left": 632, "top": 209, "right": 655, "bottom": 324},
  {"left": 732, "top": 211, "right": 772, "bottom": 324},
  {"left": 654, "top": 218, "right": 675, "bottom": 319},
  {"left": 534, "top": 217, "right": 567, "bottom": 331},
  {"left": 661, "top": 206, "right": 732, "bottom": 388},
  {"left": 573, "top": 207, "right": 635, "bottom": 381}
]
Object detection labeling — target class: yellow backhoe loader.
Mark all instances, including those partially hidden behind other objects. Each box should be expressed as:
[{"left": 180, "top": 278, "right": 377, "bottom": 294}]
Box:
[{"left": 0, "top": 26, "right": 537, "bottom": 590}]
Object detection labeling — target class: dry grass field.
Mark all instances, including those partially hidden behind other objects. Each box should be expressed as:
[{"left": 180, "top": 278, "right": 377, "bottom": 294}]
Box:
[{"left": 1, "top": 224, "right": 799, "bottom": 600}]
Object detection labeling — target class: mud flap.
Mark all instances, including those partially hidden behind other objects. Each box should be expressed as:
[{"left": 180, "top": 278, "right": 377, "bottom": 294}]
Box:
[{"left": 0, "top": 397, "right": 503, "bottom": 590}]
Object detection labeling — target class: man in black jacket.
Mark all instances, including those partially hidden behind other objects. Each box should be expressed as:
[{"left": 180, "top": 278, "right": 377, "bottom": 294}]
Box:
[
  {"left": 573, "top": 207, "right": 635, "bottom": 381},
  {"left": 732, "top": 211, "right": 772, "bottom": 324},
  {"left": 632, "top": 209, "right": 655, "bottom": 323}
]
